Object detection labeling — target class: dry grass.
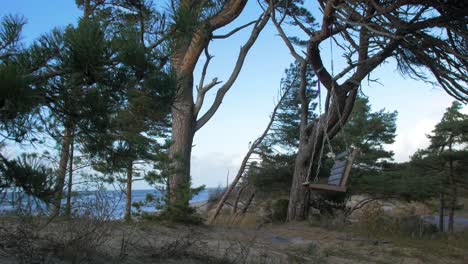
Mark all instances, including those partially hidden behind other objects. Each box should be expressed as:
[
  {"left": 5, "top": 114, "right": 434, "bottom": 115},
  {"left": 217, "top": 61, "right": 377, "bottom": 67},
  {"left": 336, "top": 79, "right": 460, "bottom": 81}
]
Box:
[
  {"left": 1, "top": 195, "right": 467, "bottom": 264},
  {"left": 1, "top": 215, "right": 467, "bottom": 264}
]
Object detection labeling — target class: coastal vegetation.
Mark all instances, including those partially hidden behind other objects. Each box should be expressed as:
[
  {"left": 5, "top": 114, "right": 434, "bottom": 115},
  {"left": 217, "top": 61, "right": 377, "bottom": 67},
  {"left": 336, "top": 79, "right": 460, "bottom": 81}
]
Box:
[{"left": 0, "top": 0, "right": 467, "bottom": 263}]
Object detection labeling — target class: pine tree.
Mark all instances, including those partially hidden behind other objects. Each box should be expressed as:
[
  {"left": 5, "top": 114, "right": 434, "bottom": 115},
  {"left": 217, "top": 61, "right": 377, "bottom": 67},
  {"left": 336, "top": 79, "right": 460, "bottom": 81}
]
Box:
[
  {"left": 413, "top": 101, "right": 468, "bottom": 233},
  {"left": 0, "top": 15, "right": 41, "bottom": 142},
  {"left": 269, "top": 0, "right": 467, "bottom": 221},
  {"left": 0, "top": 151, "right": 55, "bottom": 206},
  {"left": 0, "top": 1, "right": 173, "bottom": 217},
  {"left": 248, "top": 63, "right": 398, "bottom": 200},
  {"left": 77, "top": 1, "right": 174, "bottom": 221}
]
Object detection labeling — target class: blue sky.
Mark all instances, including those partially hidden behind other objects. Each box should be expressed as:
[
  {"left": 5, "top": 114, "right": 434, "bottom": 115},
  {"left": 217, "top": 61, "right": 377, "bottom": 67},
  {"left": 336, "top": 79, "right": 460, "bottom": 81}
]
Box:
[{"left": 2, "top": 1, "right": 463, "bottom": 188}]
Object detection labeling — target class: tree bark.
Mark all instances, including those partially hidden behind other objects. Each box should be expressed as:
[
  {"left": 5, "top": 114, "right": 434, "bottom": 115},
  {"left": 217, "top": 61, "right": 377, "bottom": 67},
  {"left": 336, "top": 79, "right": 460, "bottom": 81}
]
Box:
[
  {"left": 167, "top": 72, "right": 196, "bottom": 210},
  {"left": 447, "top": 137, "right": 456, "bottom": 233},
  {"left": 439, "top": 192, "right": 445, "bottom": 232},
  {"left": 51, "top": 125, "right": 72, "bottom": 217},
  {"left": 448, "top": 191, "right": 456, "bottom": 233},
  {"left": 287, "top": 140, "right": 313, "bottom": 221},
  {"left": 65, "top": 133, "right": 74, "bottom": 218},
  {"left": 287, "top": 87, "right": 358, "bottom": 221},
  {"left": 241, "top": 191, "right": 255, "bottom": 214},
  {"left": 166, "top": 3, "right": 267, "bottom": 214},
  {"left": 232, "top": 183, "right": 247, "bottom": 214},
  {"left": 125, "top": 160, "right": 133, "bottom": 222}
]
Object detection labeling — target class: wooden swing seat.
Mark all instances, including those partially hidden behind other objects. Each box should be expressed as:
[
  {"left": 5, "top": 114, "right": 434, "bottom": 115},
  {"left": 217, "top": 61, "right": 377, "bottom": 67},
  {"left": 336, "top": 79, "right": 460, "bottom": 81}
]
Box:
[{"left": 303, "top": 148, "right": 358, "bottom": 192}]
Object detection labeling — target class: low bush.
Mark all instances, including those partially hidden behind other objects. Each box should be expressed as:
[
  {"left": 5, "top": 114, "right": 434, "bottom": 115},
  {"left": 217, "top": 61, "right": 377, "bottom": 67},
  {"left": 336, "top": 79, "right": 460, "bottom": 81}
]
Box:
[{"left": 354, "top": 201, "right": 438, "bottom": 239}]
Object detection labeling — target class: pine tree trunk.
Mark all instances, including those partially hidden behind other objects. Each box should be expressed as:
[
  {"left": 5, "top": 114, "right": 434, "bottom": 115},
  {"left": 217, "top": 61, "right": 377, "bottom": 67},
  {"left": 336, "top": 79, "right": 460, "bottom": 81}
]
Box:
[
  {"left": 448, "top": 136, "right": 456, "bottom": 233},
  {"left": 439, "top": 192, "right": 445, "bottom": 232},
  {"left": 232, "top": 184, "right": 247, "bottom": 214},
  {"left": 51, "top": 126, "right": 72, "bottom": 217},
  {"left": 287, "top": 142, "right": 313, "bottom": 221},
  {"left": 287, "top": 112, "right": 321, "bottom": 221},
  {"left": 65, "top": 134, "right": 74, "bottom": 218},
  {"left": 167, "top": 73, "right": 195, "bottom": 211},
  {"left": 241, "top": 191, "right": 255, "bottom": 214},
  {"left": 286, "top": 86, "right": 357, "bottom": 221},
  {"left": 448, "top": 191, "right": 456, "bottom": 233},
  {"left": 125, "top": 160, "right": 133, "bottom": 222}
]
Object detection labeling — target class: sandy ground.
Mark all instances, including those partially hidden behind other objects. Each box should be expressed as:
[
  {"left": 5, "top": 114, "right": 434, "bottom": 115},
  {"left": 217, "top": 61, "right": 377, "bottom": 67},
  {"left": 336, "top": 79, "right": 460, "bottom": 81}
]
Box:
[
  {"left": 0, "top": 216, "right": 467, "bottom": 264},
  {"left": 1, "top": 197, "right": 467, "bottom": 263}
]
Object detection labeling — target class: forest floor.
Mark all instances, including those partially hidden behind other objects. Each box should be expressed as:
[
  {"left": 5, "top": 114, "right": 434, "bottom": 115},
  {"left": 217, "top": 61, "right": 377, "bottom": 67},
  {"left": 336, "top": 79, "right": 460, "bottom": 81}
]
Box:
[{"left": 0, "top": 197, "right": 467, "bottom": 263}]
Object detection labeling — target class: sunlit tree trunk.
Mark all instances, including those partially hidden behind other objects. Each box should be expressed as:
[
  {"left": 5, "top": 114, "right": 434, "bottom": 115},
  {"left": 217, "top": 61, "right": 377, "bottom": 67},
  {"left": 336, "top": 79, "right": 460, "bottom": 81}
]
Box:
[
  {"left": 165, "top": 0, "right": 266, "bottom": 214},
  {"left": 167, "top": 67, "right": 197, "bottom": 210},
  {"left": 51, "top": 125, "right": 72, "bottom": 216}
]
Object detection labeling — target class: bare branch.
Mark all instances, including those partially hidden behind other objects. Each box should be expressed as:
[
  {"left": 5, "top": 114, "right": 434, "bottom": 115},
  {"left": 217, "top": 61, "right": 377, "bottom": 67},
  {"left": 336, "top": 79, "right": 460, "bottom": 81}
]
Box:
[
  {"left": 212, "top": 20, "right": 257, "bottom": 39},
  {"left": 195, "top": 10, "right": 270, "bottom": 131},
  {"left": 270, "top": 4, "right": 305, "bottom": 63},
  {"left": 194, "top": 78, "right": 222, "bottom": 117},
  {"left": 209, "top": 72, "right": 295, "bottom": 224}
]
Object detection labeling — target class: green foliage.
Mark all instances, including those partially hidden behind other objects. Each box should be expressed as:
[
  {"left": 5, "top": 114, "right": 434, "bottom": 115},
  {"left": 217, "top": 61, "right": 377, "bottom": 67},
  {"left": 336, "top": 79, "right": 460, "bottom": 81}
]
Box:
[
  {"left": 244, "top": 62, "right": 316, "bottom": 195},
  {"left": 0, "top": 15, "right": 38, "bottom": 142},
  {"left": 248, "top": 155, "right": 295, "bottom": 195},
  {"left": 359, "top": 101, "right": 468, "bottom": 203},
  {"left": 356, "top": 162, "right": 439, "bottom": 201},
  {"left": 410, "top": 101, "right": 468, "bottom": 197},
  {"left": 168, "top": 0, "right": 228, "bottom": 51},
  {"left": 156, "top": 177, "right": 205, "bottom": 224},
  {"left": 0, "top": 1, "right": 174, "bottom": 220},
  {"left": 0, "top": 63, "right": 36, "bottom": 140},
  {"left": 0, "top": 14, "right": 26, "bottom": 58},
  {"left": 265, "top": 62, "right": 318, "bottom": 151},
  {"left": 0, "top": 153, "right": 55, "bottom": 204},
  {"left": 333, "top": 95, "right": 397, "bottom": 174},
  {"left": 250, "top": 63, "right": 398, "bottom": 197},
  {"left": 63, "top": 18, "right": 108, "bottom": 84}
]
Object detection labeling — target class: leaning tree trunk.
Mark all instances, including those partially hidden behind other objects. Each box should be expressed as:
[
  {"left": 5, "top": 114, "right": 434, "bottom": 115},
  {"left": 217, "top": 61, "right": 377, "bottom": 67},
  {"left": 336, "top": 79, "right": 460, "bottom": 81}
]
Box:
[
  {"left": 167, "top": 72, "right": 196, "bottom": 210},
  {"left": 241, "top": 190, "right": 256, "bottom": 215},
  {"left": 232, "top": 183, "right": 247, "bottom": 214},
  {"left": 125, "top": 160, "right": 134, "bottom": 222},
  {"left": 51, "top": 125, "right": 72, "bottom": 217}
]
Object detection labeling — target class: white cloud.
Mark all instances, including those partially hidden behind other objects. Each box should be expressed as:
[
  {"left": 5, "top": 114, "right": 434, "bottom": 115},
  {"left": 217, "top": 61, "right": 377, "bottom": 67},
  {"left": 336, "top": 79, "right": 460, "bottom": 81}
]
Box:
[
  {"left": 191, "top": 152, "right": 245, "bottom": 188},
  {"left": 389, "top": 119, "right": 437, "bottom": 162}
]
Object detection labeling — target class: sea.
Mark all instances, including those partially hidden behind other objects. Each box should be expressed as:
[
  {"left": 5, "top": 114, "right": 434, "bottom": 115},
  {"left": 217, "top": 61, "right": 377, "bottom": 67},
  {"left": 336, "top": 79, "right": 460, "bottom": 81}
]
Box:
[{"left": 0, "top": 188, "right": 218, "bottom": 219}]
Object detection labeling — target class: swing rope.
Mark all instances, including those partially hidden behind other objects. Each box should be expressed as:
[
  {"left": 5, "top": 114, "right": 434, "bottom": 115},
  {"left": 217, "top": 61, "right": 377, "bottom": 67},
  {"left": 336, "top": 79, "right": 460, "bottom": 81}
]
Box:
[{"left": 305, "top": 23, "right": 352, "bottom": 184}]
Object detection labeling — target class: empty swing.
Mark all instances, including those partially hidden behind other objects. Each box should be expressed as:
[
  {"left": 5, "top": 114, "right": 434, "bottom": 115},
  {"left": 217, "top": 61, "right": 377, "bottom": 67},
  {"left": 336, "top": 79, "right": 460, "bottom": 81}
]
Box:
[
  {"left": 302, "top": 23, "right": 358, "bottom": 192},
  {"left": 303, "top": 148, "right": 358, "bottom": 192}
]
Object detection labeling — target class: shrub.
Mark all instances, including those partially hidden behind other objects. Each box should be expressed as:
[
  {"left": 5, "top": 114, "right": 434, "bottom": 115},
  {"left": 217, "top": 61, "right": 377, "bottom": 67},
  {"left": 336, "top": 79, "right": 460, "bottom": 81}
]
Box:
[
  {"left": 271, "top": 199, "right": 289, "bottom": 222},
  {"left": 354, "top": 201, "right": 438, "bottom": 239}
]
